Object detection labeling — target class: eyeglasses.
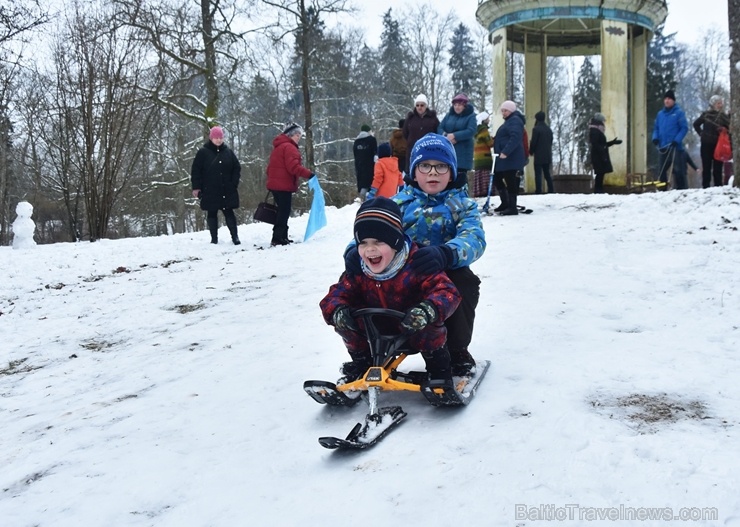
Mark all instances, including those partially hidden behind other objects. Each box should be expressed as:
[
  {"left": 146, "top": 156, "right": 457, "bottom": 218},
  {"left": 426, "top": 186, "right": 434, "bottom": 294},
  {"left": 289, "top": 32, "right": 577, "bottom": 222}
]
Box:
[{"left": 417, "top": 162, "right": 450, "bottom": 175}]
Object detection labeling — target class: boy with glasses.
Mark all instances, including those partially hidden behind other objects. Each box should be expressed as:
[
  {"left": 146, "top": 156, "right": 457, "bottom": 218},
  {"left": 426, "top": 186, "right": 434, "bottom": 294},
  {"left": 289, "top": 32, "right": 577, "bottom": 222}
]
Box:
[{"left": 344, "top": 133, "right": 486, "bottom": 376}]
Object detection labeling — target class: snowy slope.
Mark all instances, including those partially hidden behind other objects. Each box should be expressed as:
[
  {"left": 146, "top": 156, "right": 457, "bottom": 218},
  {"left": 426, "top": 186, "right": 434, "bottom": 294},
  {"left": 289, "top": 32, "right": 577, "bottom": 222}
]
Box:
[{"left": 2, "top": 188, "right": 739, "bottom": 527}]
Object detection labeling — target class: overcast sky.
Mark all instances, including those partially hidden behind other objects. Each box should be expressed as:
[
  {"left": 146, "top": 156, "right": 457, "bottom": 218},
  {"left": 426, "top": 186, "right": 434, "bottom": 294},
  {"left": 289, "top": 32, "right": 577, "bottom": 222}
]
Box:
[{"left": 352, "top": 0, "right": 729, "bottom": 47}]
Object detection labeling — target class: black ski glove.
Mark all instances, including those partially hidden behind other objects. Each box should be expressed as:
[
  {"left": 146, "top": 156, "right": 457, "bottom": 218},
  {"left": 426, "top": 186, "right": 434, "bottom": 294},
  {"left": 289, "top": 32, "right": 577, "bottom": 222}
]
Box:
[
  {"left": 401, "top": 301, "right": 437, "bottom": 333},
  {"left": 410, "top": 245, "right": 455, "bottom": 275},
  {"left": 343, "top": 246, "right": 362, "bottom": 275},
  {"left": 332, "top": 306, "right": 358, "bottom": 332},
  {"left": 611, "top": 138, "right": 623, "bottom": 145}
]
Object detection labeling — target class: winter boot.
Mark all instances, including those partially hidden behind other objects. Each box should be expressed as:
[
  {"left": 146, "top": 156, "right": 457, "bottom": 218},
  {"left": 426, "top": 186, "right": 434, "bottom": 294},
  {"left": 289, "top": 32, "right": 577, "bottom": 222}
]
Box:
[
  {"left": 449, "top": 348, "right": 476, "bottom": 377},
  {"left": 271, "top": 226, "right": 289, "bottom": 246},
  {"left": 225, "top": 213, "right": 240, "bottom": 245},
  {"left": 422, "top": 346, "right": 453, "bottom": 382},
  {"left": 493, "top": 188, "right": 509, "bottom": 212},
  {"left": 207, "top": 217, "right": 219, "bottom": 244},
  {"left": 339, "top": 354, "right": 372, "bottom": 383},
  {"left": 500, "top": 189, "right": 519, "bottom": 216}
]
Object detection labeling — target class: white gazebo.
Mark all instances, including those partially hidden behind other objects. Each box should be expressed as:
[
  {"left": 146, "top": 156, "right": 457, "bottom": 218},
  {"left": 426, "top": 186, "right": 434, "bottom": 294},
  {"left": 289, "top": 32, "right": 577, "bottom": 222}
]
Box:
[{"left": 476, "top": 0, "right": 668, "bottom": 191}]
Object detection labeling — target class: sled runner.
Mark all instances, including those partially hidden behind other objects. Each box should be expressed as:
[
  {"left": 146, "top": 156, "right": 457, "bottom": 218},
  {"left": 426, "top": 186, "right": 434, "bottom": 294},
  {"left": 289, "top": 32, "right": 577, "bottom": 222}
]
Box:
[{"left": 304, "top": 308, "right": 490, "bottom": 450}]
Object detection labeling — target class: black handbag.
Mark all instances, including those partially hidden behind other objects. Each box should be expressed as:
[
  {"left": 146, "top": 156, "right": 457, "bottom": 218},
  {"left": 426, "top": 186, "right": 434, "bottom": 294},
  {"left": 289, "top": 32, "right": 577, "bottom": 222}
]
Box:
[{"left": 254, "top": 192, "right": 278, "bottom": 224}]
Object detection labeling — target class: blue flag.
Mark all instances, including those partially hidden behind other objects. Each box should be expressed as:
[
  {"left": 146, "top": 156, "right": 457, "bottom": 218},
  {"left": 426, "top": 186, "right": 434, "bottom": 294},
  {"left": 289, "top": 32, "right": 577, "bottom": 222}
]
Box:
[{"left": 304, "top": 177, "right": 327, "bottom": 241}]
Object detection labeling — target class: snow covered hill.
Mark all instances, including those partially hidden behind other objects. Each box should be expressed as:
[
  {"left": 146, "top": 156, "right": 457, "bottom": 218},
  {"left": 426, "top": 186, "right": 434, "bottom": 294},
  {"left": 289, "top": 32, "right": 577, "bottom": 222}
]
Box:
[{"left": 2, "top": 188, "right": 739, "bottom": 526}]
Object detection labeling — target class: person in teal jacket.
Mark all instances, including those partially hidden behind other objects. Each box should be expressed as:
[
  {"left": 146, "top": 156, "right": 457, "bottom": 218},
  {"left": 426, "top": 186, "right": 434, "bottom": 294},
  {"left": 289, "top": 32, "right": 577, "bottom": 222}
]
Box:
[
  {"left": 344, "top": 133, "right": 486, "bottom": 376},
  {"left": 438, "top": 93, "right": 477, "bottom": 189},
  {"left": 652, "top": 90, "right": 688, "bottom": 188}
]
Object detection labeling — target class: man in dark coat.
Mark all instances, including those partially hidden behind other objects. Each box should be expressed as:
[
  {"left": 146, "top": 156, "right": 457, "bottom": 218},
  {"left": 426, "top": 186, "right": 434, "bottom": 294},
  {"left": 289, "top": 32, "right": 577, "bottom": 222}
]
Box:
[
  {"left": 191, "top": 126, "right": 242, "bottom": 244},
  {"left": 589, "top": 113, "right": 622, "bottom": 193},
  {"left": 353, "top": 124, "right": 377, "bottom": 200},
  {"left": 529, "top": 111, "right": 555, "bottom": 194},
  {"left": 493, "top": 101, "right": 527, "bottom": 215},
  {"left": 403, "top": 94, "right": 439, "bottom": 175}
]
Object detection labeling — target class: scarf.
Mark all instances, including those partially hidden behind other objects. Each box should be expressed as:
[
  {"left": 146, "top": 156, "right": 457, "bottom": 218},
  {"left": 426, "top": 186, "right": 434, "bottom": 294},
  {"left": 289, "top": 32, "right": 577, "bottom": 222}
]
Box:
[{"left": 362, "top": 242, "right": 410, "bottom": 281}]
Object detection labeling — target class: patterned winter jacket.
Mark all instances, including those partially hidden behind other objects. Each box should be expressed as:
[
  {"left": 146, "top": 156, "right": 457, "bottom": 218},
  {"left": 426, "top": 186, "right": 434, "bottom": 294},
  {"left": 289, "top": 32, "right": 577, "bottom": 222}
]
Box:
[
  {"left": 393, "top": 186, "right": 486, "bottom": 269},
  {"left": 320, "top": 244, "right": 462, "bottom": 333},
  {"left": 473, "top": 123, "right": 493, "bottom": 170}
]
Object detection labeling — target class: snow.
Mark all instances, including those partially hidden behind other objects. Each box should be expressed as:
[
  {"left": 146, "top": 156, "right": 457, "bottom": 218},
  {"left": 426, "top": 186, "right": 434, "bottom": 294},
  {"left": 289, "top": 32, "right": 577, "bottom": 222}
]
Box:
[{"left": 2, "top": 188, "right": 740, "bottom": 526}]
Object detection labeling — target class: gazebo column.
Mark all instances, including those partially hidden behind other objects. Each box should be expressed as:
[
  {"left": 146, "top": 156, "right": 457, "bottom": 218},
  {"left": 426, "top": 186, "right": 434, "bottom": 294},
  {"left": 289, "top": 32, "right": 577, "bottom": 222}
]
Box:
[
  {"left": 601, "top": 20, "right": 629, "bottom": 187},
  {"left": 490, "top": 27, "right": 508, "bottom": 133},
  {"left": 630, "top": 29, "right": 649, "bottom": 176},
  {"left": 524, "top": 34, "right": 546, "bottom": 193}
]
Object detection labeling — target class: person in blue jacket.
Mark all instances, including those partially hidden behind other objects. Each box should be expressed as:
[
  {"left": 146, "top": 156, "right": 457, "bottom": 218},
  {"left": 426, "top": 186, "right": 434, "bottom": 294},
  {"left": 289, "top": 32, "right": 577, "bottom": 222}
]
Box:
[
  {"left": 438, "top": 93, "right": 477, "bottom": 190},
  {"left": 344, "top": 133, "right": 486, "bottom": 376},
  {"left": 652, "top": 90, "right": 688, "bottom": 189},
  {"left": 492, "top": 100, "right": 527, "bottom": 215}
]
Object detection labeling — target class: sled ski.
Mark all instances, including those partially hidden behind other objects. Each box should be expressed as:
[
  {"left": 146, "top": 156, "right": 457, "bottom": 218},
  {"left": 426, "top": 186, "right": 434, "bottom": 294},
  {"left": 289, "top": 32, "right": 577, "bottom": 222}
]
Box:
[
  {"left": 303, "top": 380, "right": 363, "bottom": 406},
  {"left": 305, "top": 308, "right": 490, "bottom": 450},
  {"left": 421, "top": 360, "right": 491, "bottom": 406},
  {"left": 318, "top": 406, "right": 407, "bottom": 450}
]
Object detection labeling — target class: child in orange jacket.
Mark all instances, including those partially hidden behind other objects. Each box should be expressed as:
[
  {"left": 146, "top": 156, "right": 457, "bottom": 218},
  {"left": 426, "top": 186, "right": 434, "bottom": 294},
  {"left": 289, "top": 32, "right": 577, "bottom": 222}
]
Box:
[{"left": 368, "top": 143, "right": 404, "bottom": 199}]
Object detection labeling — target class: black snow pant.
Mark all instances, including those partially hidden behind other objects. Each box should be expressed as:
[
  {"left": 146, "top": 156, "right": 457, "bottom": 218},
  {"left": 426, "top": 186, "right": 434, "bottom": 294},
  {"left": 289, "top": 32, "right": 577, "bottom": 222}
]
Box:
[{"left": 444, "top": 266, "right": 481, "bottom": 354}]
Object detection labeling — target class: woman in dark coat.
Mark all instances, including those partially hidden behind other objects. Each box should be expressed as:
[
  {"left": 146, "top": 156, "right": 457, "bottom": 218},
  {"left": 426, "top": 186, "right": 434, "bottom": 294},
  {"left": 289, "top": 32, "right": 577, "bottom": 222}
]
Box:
[
  {"left": 492, "top": 100, "right": 527, "bottom": 215},
  {"left": 438, "top": 93, "right": 477, "bottom": 187},
  {"left": 403, "top": 94, "right": 439, "bottom": 174},
  {"left": 693, "top": 95, "right": 731, "bottom": 188},
  {"left": 191, "top": 126, "right": 242, "bottom": 244},
  {"left": 588, "top": 113, "right": 622, "bottom": 194},
  {"left": 266, "top": 123, "right": 315, "bottom": 246}
]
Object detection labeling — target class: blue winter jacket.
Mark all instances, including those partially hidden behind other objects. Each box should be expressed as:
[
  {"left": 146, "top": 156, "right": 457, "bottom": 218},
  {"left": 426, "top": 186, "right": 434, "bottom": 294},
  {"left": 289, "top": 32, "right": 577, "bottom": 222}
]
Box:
[
  {"left": 652, "top": 104, "right": 688, "bottom": 151},
  {"left": 493, "top": 110, "right": 527, "bottom": 172},
  {"left": 438, "top": 103, "right": 477, "bottom": 171},
  {"left": 393, "top": 185, "right": 486, "bottom": 269}
]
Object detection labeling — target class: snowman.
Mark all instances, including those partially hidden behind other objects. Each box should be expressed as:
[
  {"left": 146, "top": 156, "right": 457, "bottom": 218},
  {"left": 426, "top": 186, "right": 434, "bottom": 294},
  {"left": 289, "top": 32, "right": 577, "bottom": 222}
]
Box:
[{"left": 12, "top": 201, "right": 37, "bottom": 249}]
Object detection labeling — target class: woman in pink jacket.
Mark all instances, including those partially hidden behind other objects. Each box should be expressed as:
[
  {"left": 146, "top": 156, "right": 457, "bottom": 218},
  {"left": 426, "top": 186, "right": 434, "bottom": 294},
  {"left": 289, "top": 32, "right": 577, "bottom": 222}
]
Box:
[{"left": 266, "top": 123, "right": 315, "bottom": 245}]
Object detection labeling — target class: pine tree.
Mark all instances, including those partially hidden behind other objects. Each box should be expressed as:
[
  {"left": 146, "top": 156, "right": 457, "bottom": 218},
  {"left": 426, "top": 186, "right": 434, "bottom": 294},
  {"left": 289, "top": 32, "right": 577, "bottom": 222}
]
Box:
[
  {"left": 378, "top": 9, "right": 412, "bottom": 112},
  {"left": 646, "top": 24, "right": 679, "bottom": 172},
  {"left": 448, "top": 23, "right": 477, "bottom": 95},
  {"left": 573, "top": 57, "right": 601, "bottom": 171}
]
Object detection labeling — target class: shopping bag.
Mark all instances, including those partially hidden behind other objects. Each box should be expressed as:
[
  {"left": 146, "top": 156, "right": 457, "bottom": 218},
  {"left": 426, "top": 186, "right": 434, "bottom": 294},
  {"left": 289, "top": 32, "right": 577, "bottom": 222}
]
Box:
[
  {"left": 714, "top": 128, "right": 732, "bottom": 163},
  {"left": 304, "top": 177, "right": 327, "bottom": 241}
]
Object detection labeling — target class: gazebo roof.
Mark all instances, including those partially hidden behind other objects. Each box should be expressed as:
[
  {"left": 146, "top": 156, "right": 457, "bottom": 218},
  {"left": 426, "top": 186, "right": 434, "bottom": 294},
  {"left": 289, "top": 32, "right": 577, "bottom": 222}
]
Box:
[{"left": 476, "top": 0, "right": 668, "bottom": 51}]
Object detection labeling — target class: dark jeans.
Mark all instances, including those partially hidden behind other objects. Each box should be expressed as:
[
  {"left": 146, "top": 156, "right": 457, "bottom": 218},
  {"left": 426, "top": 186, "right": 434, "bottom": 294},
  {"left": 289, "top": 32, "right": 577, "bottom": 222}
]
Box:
[
  {"left": 534, "top": 163, "right": 554, "bottom": 194},
  {"left": 444, "top": 266, "right": 481, "bottom": 353},
  {"left": 594, "top": 173, "right": 605, "bottom": 193},
  {"left": 700, "top": 142, "right": 724, "bottom": 188}
]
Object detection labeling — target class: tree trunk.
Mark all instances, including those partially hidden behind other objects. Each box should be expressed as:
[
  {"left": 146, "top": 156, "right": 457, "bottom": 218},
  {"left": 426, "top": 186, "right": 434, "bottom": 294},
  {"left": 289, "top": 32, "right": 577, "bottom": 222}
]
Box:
[{"left": 729, "top": 0, "right": 740, "bottom": 187}]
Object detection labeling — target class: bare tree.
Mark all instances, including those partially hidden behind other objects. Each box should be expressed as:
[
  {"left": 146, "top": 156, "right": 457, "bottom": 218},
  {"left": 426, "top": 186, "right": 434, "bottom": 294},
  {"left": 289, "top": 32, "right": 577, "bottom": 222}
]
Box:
[
  {"left": 37, "top": 6, "right": 153, "bottom": 241},
  {"left": 403, "top": 4, "right": 456, "bottom": 110}
]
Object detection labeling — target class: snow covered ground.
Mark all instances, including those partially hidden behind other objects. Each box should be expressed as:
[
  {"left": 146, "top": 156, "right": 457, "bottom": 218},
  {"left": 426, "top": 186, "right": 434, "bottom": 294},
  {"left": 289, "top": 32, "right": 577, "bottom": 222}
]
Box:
[{"left": 2, "top": 188, "right": 739, "bottom": 527}]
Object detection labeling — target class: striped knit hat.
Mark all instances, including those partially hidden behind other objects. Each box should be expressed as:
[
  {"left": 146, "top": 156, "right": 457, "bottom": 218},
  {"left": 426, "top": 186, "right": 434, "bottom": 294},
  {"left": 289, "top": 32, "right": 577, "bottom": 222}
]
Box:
[{"left": 354, "top": 197, "right": 405, "bottom": 252}]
